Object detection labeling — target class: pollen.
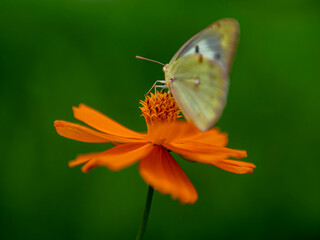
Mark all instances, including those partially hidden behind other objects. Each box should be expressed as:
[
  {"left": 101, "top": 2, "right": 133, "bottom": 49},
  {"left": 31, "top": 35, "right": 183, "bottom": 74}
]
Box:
[{"left": 140, "top": 90, "right": 181, "bottom": 128}]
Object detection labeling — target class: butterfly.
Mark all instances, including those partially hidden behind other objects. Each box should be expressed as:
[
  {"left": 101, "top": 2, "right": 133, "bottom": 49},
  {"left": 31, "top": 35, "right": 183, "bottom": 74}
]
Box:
[{"left": 137, "top": 18, "right": 239, "bottom": 132}]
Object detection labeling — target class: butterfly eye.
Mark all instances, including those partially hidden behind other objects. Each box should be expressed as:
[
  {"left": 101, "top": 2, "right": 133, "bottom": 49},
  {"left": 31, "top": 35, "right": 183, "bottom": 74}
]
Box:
[{"left": 163, "top": 64, "right": 168, "bottom": 72}]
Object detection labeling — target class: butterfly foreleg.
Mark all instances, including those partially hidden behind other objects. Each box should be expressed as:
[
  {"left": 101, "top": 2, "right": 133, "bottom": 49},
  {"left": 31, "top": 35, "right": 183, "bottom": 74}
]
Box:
[
  {"left": 145, "top": 80, "right": 167, "bottom": 96},
  {"left": 154, "top": 81, "right": 167, "bottom": 95}
]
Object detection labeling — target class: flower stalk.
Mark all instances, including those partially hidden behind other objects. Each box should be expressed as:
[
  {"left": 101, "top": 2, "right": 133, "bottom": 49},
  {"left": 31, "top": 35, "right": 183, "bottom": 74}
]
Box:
[{"left": 136, "top": 185, "right": 154, "bottom": 240}]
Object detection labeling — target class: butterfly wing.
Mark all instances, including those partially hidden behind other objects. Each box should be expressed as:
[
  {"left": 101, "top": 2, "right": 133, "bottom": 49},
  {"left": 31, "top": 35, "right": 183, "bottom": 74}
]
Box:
[
  {"left": 169, "top": 18, "right": 239, "bottom": 73},
  {"left": 166, "top": 54, "right": 228, "bottom": 131}
]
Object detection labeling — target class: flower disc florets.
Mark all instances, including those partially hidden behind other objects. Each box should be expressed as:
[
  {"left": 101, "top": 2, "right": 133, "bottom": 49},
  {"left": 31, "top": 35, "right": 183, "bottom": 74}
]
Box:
[{"left": 140, "top": 91, "right": 181, "bottom": 132}]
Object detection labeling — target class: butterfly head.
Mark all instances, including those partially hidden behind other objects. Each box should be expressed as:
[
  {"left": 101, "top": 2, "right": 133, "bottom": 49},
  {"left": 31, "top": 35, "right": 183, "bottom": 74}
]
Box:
[{"left": 162, "top": 64, "right": 168, "bottom": 73}]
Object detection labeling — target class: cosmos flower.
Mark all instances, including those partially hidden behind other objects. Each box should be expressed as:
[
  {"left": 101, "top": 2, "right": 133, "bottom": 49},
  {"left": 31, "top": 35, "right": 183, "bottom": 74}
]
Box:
[{"left": 54, "top": 91, "right": 255, "bottom": 204}]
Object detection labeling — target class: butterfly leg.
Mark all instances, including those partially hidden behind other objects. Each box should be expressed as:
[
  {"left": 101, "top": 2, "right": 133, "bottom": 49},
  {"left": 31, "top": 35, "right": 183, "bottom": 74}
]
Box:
[
  {"left": 145, "top": 80, "right": 167, "bottom": 96},
  {"left": 154, "top": 83, "right": 167, "bottom": 95}
]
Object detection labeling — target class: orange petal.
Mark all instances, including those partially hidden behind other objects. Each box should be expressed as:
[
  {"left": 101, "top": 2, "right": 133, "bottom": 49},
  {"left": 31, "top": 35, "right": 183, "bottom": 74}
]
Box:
[
  {"left": 213, "top": 160, "right": 256, "bottom": 174},
  {"left": 69, "top": 152, "right": 101, "bottom": 167},
  {"left": 150, "top": 121, "right": 198, "bottom": 143},
  {"left": 164, "top": 141, "right": 247, "bottom": 164},
  {"left": 55, "top": 120, "right": 112, "bottom": 143},
  {"left": 139, "top": 146, "right": 198, "bottom": 204},
  {"left": 164, "top": 121, "right": 199, "bottom": 139},
  {"left": 82, "top": 142, "right": 154, "bottom": 172},
  {"left": 55, "top": 120, "right": 146, "bottom": 143},
  {"left": 73, "top": 104, "right": 145, "bottom": 140},
  {"left": 160, "top": 122, "right": 228, "bottom": 146},
  {"left": 181, "top": 128, "right": 228, "bottom": 146}
]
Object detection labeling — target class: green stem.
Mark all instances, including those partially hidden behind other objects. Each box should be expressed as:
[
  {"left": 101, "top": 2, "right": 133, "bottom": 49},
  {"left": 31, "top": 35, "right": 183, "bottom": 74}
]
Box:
[{"left": 136, "top": 185, "right": 154, "bottom": 240}]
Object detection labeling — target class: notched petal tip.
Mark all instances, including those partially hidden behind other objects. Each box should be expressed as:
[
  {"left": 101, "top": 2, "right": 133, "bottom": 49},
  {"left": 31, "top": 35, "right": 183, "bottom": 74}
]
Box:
[
  {"left": 54, "top": 120, "right": 65, "bottom": 128},
  {"left": 72, "top": 103, "right": 88, "bottom": 113},
  {"left": 81, "top": 160, "right": 98, "bottom": 173},
  {"left": 68, "top": 152, "right": 100, "bottom": 168},
  {"left": 234, "top": 150, "right": 248, "bottom": 159},
  {"left": 213, "top": 159, "right": 256, "bottom": 174}
]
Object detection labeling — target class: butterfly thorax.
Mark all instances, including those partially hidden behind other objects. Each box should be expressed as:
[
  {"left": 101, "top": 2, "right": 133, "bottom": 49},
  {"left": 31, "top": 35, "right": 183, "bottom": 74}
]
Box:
[{"left": 163, "top": 64, "right": 173, "bottom": 88}]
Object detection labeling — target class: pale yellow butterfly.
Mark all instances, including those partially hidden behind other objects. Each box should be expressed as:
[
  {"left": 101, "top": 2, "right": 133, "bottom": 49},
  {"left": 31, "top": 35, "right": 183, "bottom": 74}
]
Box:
[{"left": 137, "top": 18, "right": 239, "bottom": 131}]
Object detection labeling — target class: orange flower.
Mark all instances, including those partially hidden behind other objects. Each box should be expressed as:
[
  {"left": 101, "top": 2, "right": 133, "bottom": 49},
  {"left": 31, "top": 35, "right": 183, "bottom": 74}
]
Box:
[{"left": 54, "top": 91, "right": 255, "bottom": 204}]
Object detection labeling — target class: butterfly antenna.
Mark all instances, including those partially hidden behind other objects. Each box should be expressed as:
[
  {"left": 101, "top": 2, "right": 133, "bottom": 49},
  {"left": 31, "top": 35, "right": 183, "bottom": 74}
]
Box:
[{"left": 136, "top": 56, "right": 165, "bottom": 66}]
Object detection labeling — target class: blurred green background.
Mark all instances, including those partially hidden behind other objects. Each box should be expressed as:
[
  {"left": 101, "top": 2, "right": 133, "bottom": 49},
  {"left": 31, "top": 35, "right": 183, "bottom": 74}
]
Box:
[{"left": 1, "top": 0, "right": 319, "bottom": 239}]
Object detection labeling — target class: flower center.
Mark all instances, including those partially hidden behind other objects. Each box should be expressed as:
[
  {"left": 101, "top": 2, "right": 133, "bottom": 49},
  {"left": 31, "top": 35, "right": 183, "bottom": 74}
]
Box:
[{"left": 140, "top": 91, "right": 181, "bottom": 134}]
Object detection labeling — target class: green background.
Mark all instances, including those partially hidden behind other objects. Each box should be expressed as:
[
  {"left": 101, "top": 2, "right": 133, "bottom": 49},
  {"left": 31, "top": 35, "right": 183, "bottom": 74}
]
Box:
[{"left": 1, "top": 0, "right": 319, "bottom": 239}]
